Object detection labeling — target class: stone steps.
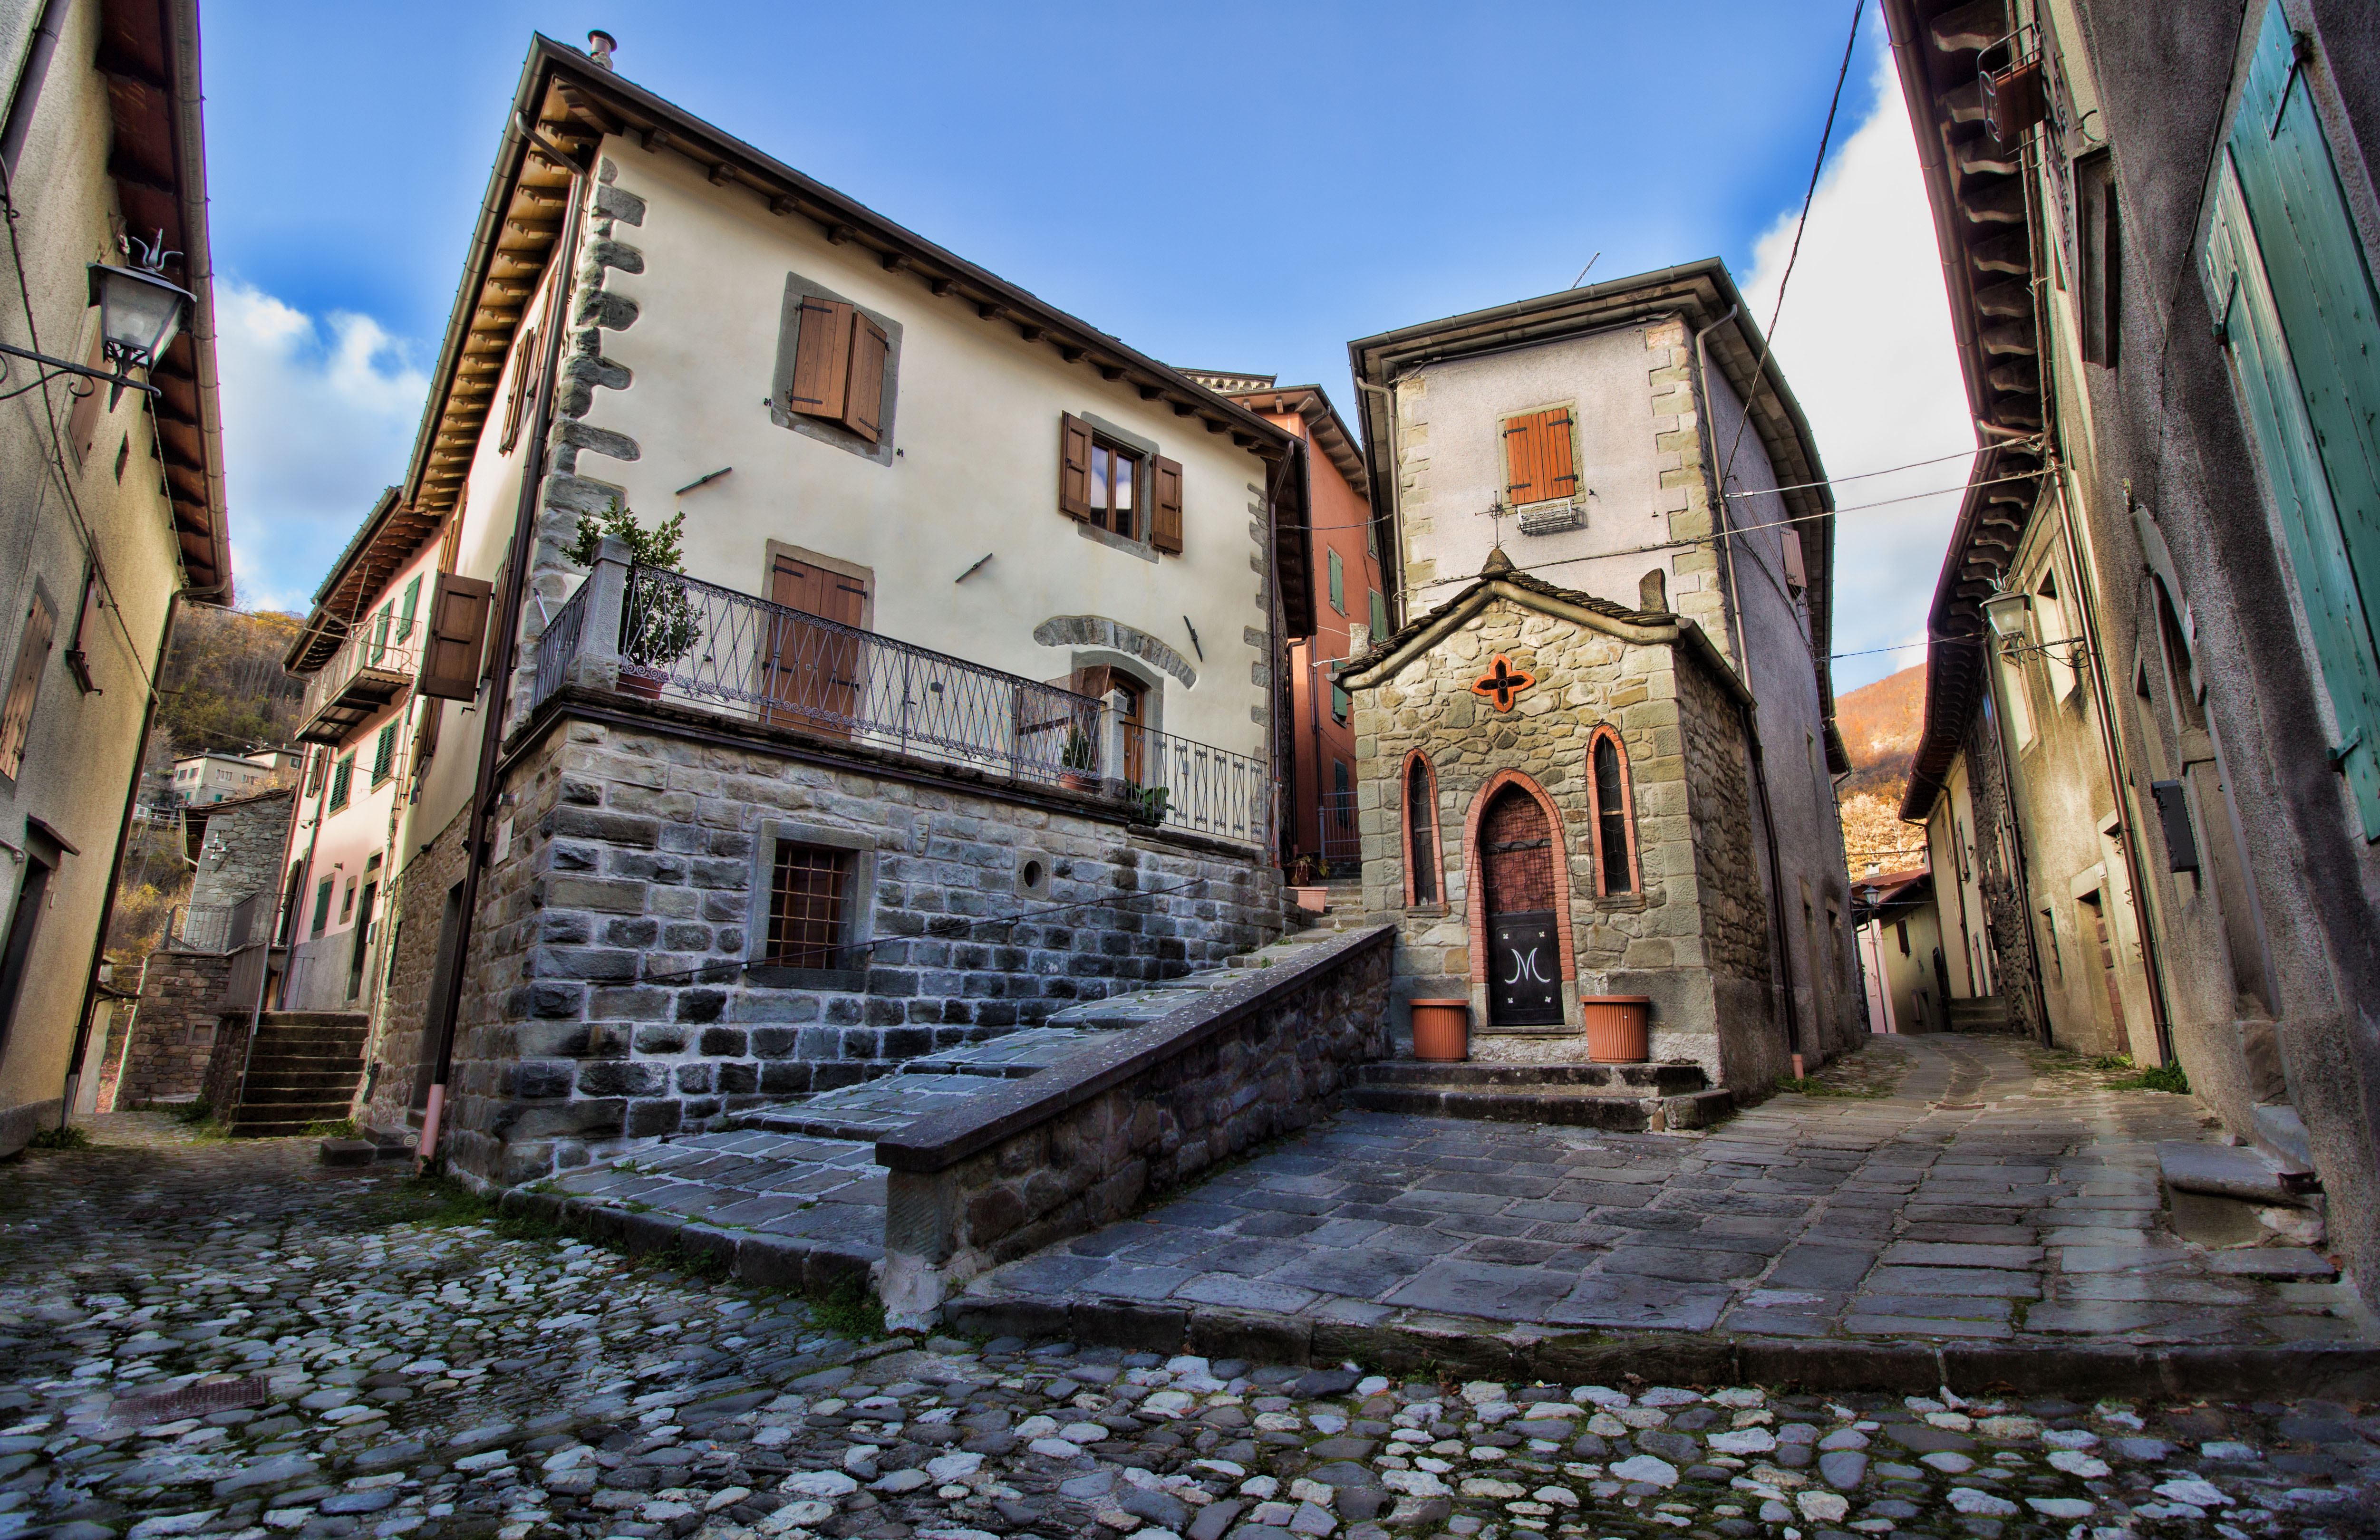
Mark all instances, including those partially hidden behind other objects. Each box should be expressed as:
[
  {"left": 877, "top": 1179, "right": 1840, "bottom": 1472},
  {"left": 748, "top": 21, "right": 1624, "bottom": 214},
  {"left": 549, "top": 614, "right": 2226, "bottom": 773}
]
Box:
[
  {"left": 225, "top": 1011, "right": 370, "bottom": 1136},
  {"left": 1346, "top": 1058, "right": 1732, "bottom": 1132}
]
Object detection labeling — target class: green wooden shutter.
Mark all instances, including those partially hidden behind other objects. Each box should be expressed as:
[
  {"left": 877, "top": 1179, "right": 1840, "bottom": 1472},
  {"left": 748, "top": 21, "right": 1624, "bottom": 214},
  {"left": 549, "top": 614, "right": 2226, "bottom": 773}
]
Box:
[
  {"left": 2203, "top": 2, "right": 2380, "bottom": 837},
  {"left": 1369, "top": 589, "right": 1388, "bottom": 639},
  {"left": 397, "top": 574, "right": 423, "bottom": 642},
  {"left": 329, "top": 754, "right": 354, "bottom": 811},
  {"left": 372, "top": 723, "right": 397, "bottom": 783},
  {"left": 1328, "top": 549, "right": 1345, "bottom": 614}
]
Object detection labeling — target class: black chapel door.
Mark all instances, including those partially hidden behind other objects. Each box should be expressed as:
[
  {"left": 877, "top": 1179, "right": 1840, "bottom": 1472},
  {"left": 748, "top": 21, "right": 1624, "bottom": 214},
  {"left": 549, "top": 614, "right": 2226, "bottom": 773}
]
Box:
[{"left": 1481, "top": 786, "right": 1563, "bottom": 1025}]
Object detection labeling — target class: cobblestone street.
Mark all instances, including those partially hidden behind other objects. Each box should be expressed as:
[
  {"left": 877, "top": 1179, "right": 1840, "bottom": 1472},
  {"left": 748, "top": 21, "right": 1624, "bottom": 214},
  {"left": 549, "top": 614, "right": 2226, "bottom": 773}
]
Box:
[{"left": 0, "top": 1106, "right": 2374, "bottom": 1540}]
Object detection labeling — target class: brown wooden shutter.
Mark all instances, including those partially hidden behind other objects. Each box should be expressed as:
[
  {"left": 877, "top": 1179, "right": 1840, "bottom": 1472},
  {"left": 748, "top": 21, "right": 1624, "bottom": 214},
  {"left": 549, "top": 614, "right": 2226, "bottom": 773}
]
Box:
[
  {"left": 841, "top": 314, "right": 889, "bottom": 443},
  {"left": 1782, "top": 528, "right": 1809, "bottom": 595},
  {"left": 417, "top": 573, "right": 493, "bottom": 701},
  {"left": 499, "top": 325, "right": 538, "bottom": 452},
  {"left": 1150, "top": 455, "right": 1184, "bottom": 553},
  {"left": 787, "top": 297, "right": 854, "bottom": 418},
  {"left": 0, "top": 589, "right": 55, "bottom": 778},
  {"left": 1058, "top": 413, "right": 1094, "bottom": 520}
]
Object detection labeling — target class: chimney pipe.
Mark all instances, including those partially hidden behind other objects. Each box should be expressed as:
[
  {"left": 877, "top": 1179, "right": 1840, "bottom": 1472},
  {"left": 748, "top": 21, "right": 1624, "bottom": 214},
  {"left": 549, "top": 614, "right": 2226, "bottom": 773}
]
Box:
[{"left": 587, "top": 30, "right": 617, "bottom": 69}]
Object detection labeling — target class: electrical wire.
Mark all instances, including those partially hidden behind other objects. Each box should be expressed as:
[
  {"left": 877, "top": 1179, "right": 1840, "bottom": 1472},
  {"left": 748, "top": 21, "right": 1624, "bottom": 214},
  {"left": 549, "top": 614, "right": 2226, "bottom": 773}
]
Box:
[{"left": 1716, "top": 0, "right": 1866, "bottom": 500}]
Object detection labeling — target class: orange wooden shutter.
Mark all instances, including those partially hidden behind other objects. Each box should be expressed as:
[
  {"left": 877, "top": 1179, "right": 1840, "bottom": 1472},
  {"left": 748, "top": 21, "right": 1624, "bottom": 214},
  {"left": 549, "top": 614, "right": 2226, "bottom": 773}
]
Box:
[
  {"left": 417, "top": 573, "right": 493, "bottom": 701},
  {"left": 841, "top": 314, "right": 889, "bottom": 443},
  {"left": 0, "top": 589, "right": 54, "bottom": 777},
  {"left": 1504, "top": 413, "right": 1542, "bottom": 504},
  {"left": 787, "top": 297, "right": 853, "bottom": 418},
  {"left": 1151, "top": 455, "right": 1184, "bottom": 553},
  {"left": 1540, "top": 410, "right": 1576, "bottom": 498},
  {"left": 1058, "top": 414, "right": 1094, "bottom": 520}
]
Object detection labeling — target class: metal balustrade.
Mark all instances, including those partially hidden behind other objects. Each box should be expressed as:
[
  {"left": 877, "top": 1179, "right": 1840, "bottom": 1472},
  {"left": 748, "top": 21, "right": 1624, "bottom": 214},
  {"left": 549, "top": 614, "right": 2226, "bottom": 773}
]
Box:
[{"left": 527, "top": 549, "right": 1269, "bottom": 846}]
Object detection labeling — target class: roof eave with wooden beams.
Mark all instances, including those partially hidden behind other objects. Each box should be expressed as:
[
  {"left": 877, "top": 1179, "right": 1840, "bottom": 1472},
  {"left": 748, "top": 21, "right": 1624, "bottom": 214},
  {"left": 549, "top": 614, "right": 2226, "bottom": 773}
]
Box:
[
  {"left": 1346, "top": 259, "right": 1846, "bottom": 771},
  {"left": 1883, "top": 0, "right": 2052, "bottom": 821},
  {"left": 394, "top": 34, "right": 1295, "bottom": 533},
  {"left": 98, "top": 0, "right": 229, "bottom": 600},
  {"left": 283, "top": 487, "right": 446, "bottom": 673}
]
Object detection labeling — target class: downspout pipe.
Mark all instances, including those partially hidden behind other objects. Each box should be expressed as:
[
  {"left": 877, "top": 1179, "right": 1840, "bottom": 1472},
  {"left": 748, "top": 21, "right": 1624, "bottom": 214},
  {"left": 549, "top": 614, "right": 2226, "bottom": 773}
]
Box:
[
  {"left": 418, "top": 169, "right": 585, "bottom": 1172},
  {"left": 0, "top": 0, "right": 69, "bottom": 179}
]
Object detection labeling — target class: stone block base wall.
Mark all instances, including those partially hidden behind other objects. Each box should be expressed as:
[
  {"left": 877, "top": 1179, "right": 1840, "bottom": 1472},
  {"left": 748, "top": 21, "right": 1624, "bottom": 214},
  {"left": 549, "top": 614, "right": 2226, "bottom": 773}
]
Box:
[
  {"left": 112, "top": 949, "right": 234, "bottom": 1107},
  {"left": 879, "top": 924, "right": 1394, "bottom": 1325},
  {"left": 356, "top": 807, "right": 472, "bottom": 1140},
  {"left": 443, "top": 699, "right": 1282, "bottom": 1188}
]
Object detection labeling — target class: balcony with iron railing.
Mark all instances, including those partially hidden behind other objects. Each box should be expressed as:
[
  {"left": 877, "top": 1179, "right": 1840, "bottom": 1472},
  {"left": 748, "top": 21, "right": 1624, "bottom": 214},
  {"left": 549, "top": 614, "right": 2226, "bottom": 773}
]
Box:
[
  {"left": 295, "top": 616, "right": 422, "bottom": 746},
  {"left": 529, "top": 540, "right": 1271, "bottom": 847}
]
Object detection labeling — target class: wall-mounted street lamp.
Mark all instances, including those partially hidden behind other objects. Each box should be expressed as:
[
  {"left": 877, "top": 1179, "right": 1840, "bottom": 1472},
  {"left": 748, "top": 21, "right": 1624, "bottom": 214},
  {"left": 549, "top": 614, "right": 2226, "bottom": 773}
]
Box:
[
  {"left": 1982, "top": 585, "right": 2092, "bottom": 668},
  {"left": 0, "top": 233, "right": 194, "bottom": 405}
]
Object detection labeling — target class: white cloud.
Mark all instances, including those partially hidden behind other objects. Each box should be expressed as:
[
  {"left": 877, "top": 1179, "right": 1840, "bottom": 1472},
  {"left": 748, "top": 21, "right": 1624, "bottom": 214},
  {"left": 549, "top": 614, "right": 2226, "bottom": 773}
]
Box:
[
  {"left": 1741, "top": 41, "right": 1972, "bottom": 694},
  {"left": 213, "top": 280, "right": 429, "bottom": 613}
]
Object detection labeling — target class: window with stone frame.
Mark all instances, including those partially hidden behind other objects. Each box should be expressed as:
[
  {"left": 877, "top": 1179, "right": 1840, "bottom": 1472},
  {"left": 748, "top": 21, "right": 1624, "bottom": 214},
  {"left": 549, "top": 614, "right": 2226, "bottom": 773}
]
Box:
[
  {"left": 1405, "top": 752, "right": 1441, "bottom": 906},
  {"left": 765, "top": 842, "right": 856, "bottom": 970},
  {"left": 1587, "top": 726, "right": 1640, "bottom": 896}
]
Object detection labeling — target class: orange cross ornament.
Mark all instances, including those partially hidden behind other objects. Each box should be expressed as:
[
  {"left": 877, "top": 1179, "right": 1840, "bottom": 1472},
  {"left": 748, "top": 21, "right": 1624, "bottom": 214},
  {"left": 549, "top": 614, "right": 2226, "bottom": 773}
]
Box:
[{"left": 1471, "top": 653, "right": 1536, "bottom": 712}]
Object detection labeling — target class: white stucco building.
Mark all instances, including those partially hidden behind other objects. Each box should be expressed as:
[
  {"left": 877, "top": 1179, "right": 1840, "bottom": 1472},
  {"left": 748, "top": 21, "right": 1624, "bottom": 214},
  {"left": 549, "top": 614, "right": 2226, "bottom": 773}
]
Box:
[{"left": 281, "top": 32, "right": 1300, "bottom": 1182}]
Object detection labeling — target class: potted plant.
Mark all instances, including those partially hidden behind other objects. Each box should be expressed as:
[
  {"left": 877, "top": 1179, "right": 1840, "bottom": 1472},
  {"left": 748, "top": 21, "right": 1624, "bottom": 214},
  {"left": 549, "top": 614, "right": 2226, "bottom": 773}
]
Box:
[
  {"left": 1058, "top": 728, "right": 1097, "bottom": 792},
  {"left": 565, "top": 499, "right": 699, "bottom": 697},
  {"left": 1129, "top": 784, "right": 1171, "bottom": 828}
]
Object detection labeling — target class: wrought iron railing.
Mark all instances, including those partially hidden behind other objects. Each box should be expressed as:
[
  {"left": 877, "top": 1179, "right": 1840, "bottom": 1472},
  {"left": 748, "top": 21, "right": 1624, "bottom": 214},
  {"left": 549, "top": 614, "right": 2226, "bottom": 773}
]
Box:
[
  {"left": 526, "top": 554, "right": 1269, "bottom": 844},
  {"left": 1317, "top": 791, "right": 1362, "bottom": 861},
  {"left": 297, "top": 620, "right": 422, "bottom": 727}
]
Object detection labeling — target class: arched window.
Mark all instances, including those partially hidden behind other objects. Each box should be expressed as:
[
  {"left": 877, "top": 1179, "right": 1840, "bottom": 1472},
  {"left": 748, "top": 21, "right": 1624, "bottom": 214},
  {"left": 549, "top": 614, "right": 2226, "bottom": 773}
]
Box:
[
  {"left": 1404, "top": 753, "right": 1439, "bottom": 905},
  {"left": 1587, "top": 727, "right": 1639, "bottom": 895}
]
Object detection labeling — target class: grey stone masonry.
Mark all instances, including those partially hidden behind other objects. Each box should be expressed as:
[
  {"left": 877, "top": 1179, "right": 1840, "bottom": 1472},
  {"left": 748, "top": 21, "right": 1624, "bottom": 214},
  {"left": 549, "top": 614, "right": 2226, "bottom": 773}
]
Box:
[
  {"left": 876, "top": 924, "right": 1393, "bottom": 1326},
  {"left": 440, "top": 690, "right": 1280, "bottom": 1188}
]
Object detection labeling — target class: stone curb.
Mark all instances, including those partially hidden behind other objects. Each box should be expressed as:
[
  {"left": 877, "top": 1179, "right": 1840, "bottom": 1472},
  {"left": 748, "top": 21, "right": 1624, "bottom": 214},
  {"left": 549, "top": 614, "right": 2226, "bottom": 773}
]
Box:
[
  {"left": 497, "top": 1185, "right": 878, "bottom": 1293},
  {"left": 943, "top": 1291, "right": 2380, "bottom": 1400}
]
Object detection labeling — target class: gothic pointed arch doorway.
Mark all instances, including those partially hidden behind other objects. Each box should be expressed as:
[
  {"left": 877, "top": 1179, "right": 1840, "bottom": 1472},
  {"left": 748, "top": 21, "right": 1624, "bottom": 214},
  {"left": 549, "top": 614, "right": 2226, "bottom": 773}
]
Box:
[{"left": 1479, "top": 781, "right": 1564, "bottom": 1025}]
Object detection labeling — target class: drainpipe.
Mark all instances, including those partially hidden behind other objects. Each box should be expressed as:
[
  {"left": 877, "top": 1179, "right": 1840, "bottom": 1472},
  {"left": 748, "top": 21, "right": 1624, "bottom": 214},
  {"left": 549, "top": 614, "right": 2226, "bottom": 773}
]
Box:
[
  {"left": 1692, "top": 304, "right": 1803, "bottom": 1070},
  {"left": 63, "top": 588, "right": 189, "bottom": 1125},
  {"left": 418, "top": 171, "right": 585, "bottom": 1173},
  {"left": 1688, "top": 306, "right": 1742, "bottom": 663}
]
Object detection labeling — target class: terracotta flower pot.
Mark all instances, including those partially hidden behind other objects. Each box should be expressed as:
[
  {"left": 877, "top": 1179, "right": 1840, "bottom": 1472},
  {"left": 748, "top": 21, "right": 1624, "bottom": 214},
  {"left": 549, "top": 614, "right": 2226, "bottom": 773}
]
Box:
[
  {"left": 1580, "top": 995, "right": 1651, "bottom": 1063},
  {"left": 1409, "top": 998, "right": 1471, "bottom": 1062},
  {"left": 618, "top": 670, "right": 665, "bottom": 700}
]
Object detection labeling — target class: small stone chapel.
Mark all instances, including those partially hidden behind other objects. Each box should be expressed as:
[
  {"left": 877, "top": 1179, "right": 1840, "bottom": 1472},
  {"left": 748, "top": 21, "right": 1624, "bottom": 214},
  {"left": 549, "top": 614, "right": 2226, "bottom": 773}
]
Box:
[{"left": 1338, "top": 552, "right": 1793, "bottom": 1089}]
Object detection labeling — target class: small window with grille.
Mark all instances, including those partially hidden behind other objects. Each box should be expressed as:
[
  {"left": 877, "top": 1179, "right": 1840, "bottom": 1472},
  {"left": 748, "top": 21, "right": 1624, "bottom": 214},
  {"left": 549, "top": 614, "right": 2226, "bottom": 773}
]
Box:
[{"left": 766, "top": 842, "right": 853, "bottom": 970}]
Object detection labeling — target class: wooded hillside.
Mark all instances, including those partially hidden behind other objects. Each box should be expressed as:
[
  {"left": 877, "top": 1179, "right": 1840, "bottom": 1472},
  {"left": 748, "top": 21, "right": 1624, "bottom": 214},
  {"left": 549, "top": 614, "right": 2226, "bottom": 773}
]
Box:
[
  {"left": 157, "top": 605, "right": 309, "bottom": 755},
  {"left": 1837, "top": 663, "right": 1928, "bottom": 878}
]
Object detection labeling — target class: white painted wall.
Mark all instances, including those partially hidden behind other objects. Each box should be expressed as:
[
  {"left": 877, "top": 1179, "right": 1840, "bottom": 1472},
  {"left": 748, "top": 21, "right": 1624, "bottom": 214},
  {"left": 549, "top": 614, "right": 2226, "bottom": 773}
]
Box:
[{"left": 562, "top": 144, "right": 1270, "bottom": 758}]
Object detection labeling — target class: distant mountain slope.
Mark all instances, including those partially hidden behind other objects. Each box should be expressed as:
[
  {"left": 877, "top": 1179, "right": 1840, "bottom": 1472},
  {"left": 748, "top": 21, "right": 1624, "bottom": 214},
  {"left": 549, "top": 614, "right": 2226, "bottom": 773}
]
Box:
[{"left": 1836, "top": 664, "right": 1928, "bottom": 877}]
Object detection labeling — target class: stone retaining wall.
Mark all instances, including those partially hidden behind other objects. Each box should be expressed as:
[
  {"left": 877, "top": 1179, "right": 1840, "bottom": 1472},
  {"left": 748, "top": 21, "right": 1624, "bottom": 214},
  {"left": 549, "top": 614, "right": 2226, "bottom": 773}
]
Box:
[
  {"left": 112, "top": 949, "right": 234, "bottom": 1107},
  {"left": 874, "top": 924, "right": 1394, "bottom": 1327},
  {"left": 441, "top": 693, "right": 1282, "bottom": 1188}
]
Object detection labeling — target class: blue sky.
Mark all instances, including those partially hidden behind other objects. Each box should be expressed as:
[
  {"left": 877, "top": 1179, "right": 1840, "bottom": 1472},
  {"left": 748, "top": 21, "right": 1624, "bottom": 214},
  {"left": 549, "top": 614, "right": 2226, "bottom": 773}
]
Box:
[{"left": 202, "top": 0, "right": 1966, "bottom": 693}]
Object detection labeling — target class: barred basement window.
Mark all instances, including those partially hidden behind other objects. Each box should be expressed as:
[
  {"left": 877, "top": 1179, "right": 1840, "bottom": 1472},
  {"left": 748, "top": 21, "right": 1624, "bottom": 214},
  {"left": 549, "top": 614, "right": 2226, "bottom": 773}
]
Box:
[{"left": 766, "top": 843, "right": 854, "bottom": 969}]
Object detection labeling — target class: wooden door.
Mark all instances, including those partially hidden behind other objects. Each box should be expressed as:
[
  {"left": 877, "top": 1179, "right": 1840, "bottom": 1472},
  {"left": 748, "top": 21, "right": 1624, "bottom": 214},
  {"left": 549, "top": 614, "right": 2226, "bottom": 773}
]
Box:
[
  {"left": 1481, "top": 786, "right": 1562, "bottom": 1025},
  {"left": 765, "top": 556, "right": 869, "bottom": 735},
  {"left": 1114, "top": 676, "right": 1146, "bottom": 785}
]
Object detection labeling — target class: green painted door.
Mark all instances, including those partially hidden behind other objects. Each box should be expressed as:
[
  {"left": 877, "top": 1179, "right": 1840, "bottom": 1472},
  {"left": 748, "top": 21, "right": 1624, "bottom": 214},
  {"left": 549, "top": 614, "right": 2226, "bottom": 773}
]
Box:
[{"left": 2201, "top": 2, "right": 2380, "bottom": 837}]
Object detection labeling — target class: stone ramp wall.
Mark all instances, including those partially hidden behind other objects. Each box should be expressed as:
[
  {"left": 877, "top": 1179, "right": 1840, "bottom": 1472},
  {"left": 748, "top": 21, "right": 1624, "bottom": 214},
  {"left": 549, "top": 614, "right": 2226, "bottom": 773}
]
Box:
[
  {"left": 111, "top": 949, "right": 234, "bottom": 1107},
  {"left": 874, "top": 924, "right": 1395, "bottom": 1327}
]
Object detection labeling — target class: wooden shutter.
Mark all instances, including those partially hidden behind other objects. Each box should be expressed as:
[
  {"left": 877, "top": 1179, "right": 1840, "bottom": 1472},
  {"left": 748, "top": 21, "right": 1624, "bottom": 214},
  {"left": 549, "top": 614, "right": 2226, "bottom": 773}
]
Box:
[
  {"left": 372, "top": 723, "right": 396, "bottom": 782},
  {"left": 1782, "top": 529, "right": 1809, "bottom": 594},
  {"left": 1150, "top": 455, "right": 1183, "bottom": 553},
  {"left": 1328, "top": 549, "right": 1344, "bottom": 613},
  {"left": 1370, "top": 589, "right": 1389, "bottom": 639},
  {"left": 66, "top": 328, "right": 106, "bottom": 463},
  {"left": 499, "top": 325, "right": 538, "bottom": 452},
  {"left": 2203, "top": 6, "right": 2380, "bottom": 836},
  {"left": 841, "top": 314, "right": 889, "bottom": 443},
  {"left": 397, "top": 574, "right": 423, "bottom": 641},
  {"left": 1057, "top": 414, "right": 1094, "bottom": 520},
  {"left": 787, "top": 297, "right": 853, "bottom": 419},
  {"left": 417, "top": 573, "right": 493, "bottom": 702},
  {"left": 0, "top": 589, "right": 54, "bottom": 778},
  {"left": 1503, "top": 409, "right": 1577, "bottom": 505}
]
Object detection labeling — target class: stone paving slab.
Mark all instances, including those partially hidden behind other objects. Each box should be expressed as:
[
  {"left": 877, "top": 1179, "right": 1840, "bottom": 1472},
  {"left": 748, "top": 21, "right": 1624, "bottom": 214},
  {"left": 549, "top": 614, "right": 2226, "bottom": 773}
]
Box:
[
  {"left": 964, "top": 1035, "right": 2374, "bottom": 1352},
  {"left": 547, "top": 1127, "right": 885, "bottom": 1265}
]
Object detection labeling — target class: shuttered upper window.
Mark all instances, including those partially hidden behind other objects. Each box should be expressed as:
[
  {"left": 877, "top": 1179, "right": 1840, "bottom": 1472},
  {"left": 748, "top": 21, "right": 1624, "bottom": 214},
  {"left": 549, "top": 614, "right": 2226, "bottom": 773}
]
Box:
[
  {"left": 1502, "top": 407, "right": 1578, "bottom": 507},
  {"left": 396, "top": 574, "right": 423, "bottom": 643},
  {"left": 0, "top": 587, "right": 54, "bottom": 780},
  {"left": 1369, "top": 589, "right": 1389, "bottom": 639},
  {"left": 1058, "top": 414, "right": 1183, "bottom": 554},
  {"left": 787, "top": 297, "right": 891, "bottom": 443},
  {"left": 1328, "top": 551, "right": 1345, "bottom": 614},
  {"left": 370, "top": 722, "right": 398, "bottom": 785},
  {"left": 417, "top": 573, "right": 493, "bottom": 703},
  {"left": 328, "top": 753, "right": 355, "bottom": 811}
]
